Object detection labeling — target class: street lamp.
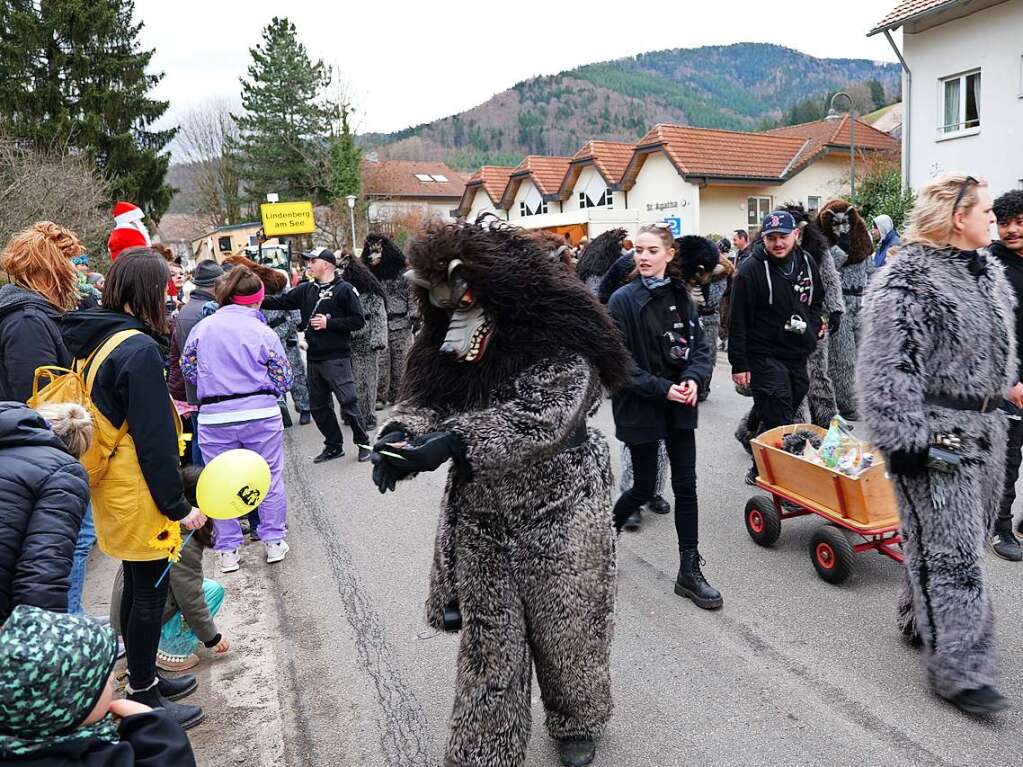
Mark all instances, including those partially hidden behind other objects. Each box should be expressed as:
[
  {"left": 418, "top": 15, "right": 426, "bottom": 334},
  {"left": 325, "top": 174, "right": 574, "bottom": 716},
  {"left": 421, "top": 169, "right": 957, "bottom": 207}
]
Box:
[
  {"left": 826, "top": 91, "right": 856, "bottom": 200},
  {"left": 346, "top": 194, "right": 357, "bottom": 251}
]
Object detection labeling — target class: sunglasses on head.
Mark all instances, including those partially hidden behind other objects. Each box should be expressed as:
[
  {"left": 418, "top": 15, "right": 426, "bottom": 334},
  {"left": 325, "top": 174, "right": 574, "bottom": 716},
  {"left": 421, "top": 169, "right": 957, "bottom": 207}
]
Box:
[{"left": 953, "top": 176, "right": 979, "bottom": 213}]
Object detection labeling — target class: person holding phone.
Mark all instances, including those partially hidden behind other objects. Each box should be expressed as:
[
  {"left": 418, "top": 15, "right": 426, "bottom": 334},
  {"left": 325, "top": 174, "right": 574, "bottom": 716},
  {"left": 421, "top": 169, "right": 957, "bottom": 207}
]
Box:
[{"left": 607, "top": 224, "right": 720, "bottom": 610}]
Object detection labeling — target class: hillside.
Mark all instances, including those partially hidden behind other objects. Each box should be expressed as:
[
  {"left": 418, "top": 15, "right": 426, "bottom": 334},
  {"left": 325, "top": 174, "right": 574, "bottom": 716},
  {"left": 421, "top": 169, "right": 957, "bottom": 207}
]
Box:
[{"left": 363, "top": 43, "right": 900, "bottom": 170}]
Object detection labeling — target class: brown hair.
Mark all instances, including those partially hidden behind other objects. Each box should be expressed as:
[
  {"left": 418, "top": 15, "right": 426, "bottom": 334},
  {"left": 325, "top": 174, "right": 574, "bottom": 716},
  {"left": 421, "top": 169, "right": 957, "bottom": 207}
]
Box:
[
  {"left": 637, "top": 224, "right": 676, "bottom": 252},
  {"left": 101, "top": 247, "right": 171, "bottom": 335},
  {"left": 216, "top": 265, "right": 263, "bottom": 306},
  {"left": 903, "top": 172, "right": 989, "bottom": 249},
  {"left": 34, "top": 402, "right": 94, "bottom": 458},
  {"left": 0, "top": 222, "right": 83, "bottom": 311}
]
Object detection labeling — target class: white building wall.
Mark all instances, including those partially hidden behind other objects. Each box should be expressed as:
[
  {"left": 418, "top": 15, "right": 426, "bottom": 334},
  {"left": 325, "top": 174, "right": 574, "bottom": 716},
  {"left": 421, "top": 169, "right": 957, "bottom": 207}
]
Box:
[
  {"left": 369, "top": 199, "right": 457, "bottom": 222},
  {"left": 508, "top": 179, "right": 552, "bottom": 220},
  {"left": 563, "top": 166, "right": 613, "bottom": 212},
  {"left": 903, "top": 0, "right": 1023, "bottom": 193},
  {"left": 624, "top": 152, "right": 701, "bottom": 235},
  {"left": 465, "top": 188, "right": 504, "bottom": 221}
]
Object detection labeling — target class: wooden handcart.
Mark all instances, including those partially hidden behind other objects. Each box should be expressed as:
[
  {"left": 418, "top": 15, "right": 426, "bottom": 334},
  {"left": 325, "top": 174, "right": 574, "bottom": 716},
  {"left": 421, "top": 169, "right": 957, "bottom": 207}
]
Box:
[{"left": 745, "top": 424, "right": 903, "bottom": 584}]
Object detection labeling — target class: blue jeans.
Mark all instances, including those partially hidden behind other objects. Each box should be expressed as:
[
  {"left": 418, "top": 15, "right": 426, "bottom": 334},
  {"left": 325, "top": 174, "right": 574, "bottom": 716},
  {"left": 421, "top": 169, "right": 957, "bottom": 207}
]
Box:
[{"left": 68, "top": 505, "right": 96, "bottom": 615}]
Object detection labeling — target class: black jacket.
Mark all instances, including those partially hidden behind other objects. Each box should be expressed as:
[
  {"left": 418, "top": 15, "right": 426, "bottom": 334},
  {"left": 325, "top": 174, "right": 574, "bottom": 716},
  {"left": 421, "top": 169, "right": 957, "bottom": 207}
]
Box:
[
  {"left": 607, "top": 278, "right": 712, "bottom": 443},
  {"left": 0, "top": 284, "right": 72, "bottom": 403},
  {"left": 991, "top": 241, "right": 1023, "bottom": 383},
  {"left": 61, "top": 309, "right": 190, "bottom": 521},
  {"left": 0, "top": 402, "right": 89, "bottom": 622},
  {"left": 8, "top": 710, "right": 197, "bottom": 766},
  {"left": 597, "top": 252, "right": 635, "bottom": 305},
  {"left": 261, "top": 276, "right": 365, "bottom": 361},
  {"left": 728, "top": 243, "right": 824, "bottom": 373}
]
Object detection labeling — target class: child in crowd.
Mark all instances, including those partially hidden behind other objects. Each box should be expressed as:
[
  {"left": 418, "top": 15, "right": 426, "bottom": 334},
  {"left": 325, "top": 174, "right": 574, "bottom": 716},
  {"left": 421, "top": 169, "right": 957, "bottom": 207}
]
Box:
[
  {"left": 0, "top": 605, "right": 197, "bottom": 765},
  {"left": 111, "top": 465, "right": 230, "bottom": 672}
]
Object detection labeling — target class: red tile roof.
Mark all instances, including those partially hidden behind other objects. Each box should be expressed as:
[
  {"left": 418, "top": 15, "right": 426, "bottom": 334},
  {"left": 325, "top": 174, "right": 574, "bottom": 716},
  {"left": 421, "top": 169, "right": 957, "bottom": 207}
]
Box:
[
  {"left": 499, "top": 155, "right": 572, "bottom": 207},
  {"left": 454, "top": 165, "right": 516, "bottom": 216},
  {"left": 869, "top": 0, "right": 961, "bottom": 34},
  {"left": 767, "top": 115, "right": 900, "bottom": 156},
  {"left": 572, "top": 141, "right": 634, "bottom": 183},
  {"left": 362, "top": 160, "right": 466, "bottom": 199}
]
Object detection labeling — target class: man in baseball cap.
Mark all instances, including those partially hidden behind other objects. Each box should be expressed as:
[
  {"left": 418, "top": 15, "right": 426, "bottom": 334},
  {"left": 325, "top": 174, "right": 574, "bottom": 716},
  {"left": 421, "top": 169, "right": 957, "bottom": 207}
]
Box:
[
  {"left": 302, "top": 247, "right": 338, "bottom": 266},
  {"left": 728, "top": 209, "right": 825, "bottom": 485}
]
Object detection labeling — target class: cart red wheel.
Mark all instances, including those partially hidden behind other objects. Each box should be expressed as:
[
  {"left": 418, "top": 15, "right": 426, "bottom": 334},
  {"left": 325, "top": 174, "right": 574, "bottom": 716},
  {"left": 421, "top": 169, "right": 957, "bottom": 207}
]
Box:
[
  {"left": 809, "top": 525, "right": 855, "bottom": 584},
  {"left": 744, "top": 495, "right": 781, "bottom": 547}
]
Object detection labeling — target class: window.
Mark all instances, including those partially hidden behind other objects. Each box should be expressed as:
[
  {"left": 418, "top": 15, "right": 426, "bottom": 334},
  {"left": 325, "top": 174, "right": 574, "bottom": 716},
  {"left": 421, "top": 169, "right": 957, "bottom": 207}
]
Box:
[
  {"left": 414, "top": 173, "right": 435, "bottom": 182},
  {"left": 940, "top": 70, "right": 981, "bottom": 135},
  {"left": 430, "top": 174, "right": 449, "bottom": 182},
  {"left": 747, "top": 196, "right": 773, "bottom": 228},
  {"left": 578, "top": 188, "right": 613, "bottom": 209},
  {"left": 217, "top": 236, "right": 232, "bottom": 252},
  {"left": 519, "top": 200, "right": 548, "bottom": 216},
  {"left": 807, "top": 196, "right": 821, "bottom": 213}
]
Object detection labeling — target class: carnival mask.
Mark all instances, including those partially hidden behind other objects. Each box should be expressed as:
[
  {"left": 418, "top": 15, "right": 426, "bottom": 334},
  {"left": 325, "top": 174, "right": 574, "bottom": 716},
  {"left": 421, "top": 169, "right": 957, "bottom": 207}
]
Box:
[
  {"left": 829, "top": 210, "right": 852, "bottom": 238},
  {"left": 368, "top": 244, "right": 383, "bottom": 266},
  {"left": 405, "top": 260, "right": 493, "bottom": 363}
]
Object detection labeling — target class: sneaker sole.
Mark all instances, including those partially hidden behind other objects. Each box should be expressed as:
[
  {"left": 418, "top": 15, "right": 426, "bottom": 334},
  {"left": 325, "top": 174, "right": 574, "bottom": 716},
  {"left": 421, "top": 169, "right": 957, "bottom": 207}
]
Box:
[
  {"left": 946, "top": 695, "right": 1009, "bottom": 715},
  {"left": 674, "top": 582, "right": 724, "bottom": 610},
  {"left": 220, "top": 562, "right": 240, "bottom": 573},
  {"left": 313, "top": 453, "right": 344, "bottom": 464},
  {"left": 266, "top": 553, "right": 287, "bottom": 564}
]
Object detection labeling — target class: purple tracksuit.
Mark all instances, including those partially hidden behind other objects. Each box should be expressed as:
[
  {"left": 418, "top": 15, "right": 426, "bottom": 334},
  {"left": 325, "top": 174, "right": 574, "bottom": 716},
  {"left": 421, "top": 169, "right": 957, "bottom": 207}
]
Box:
[{"left": 182, "top": 304, "right": 293, "bottom": 551}]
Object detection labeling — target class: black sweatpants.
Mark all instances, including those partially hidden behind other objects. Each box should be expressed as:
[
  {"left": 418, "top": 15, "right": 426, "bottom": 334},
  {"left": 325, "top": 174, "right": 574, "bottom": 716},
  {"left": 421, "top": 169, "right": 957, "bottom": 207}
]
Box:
[
  {"left": 613, "top": 429, "right": 698, "bottom": 548},
  {"left": 120, "top": 558, "right": 171, "bottom": 690},
  {"left": 748, "top": 356, "right": 809, "bottom": 469},
  {"left": 996, "top": 415, "right": 1023, "bottom": 534},
  {"left": 307, "top": 357, "right": 370, "bottom": 450}
]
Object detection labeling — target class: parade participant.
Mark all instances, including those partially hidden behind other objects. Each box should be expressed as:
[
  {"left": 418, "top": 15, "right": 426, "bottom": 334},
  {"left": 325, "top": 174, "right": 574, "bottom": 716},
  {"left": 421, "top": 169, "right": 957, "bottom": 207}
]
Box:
[
  {"left": 0, "top": 222, "right": 78, "bottom": 402},
  {"left": 729, "top": 211, "right": 825, "bottom": 485},
  {"left": 818, "top": 199, "right": 873, "bottom": 419},
  {"left": 61, "top": 248, "right": 206, "bottom": 729},
  {"left": 341, "top": 250, "right": 388, "bottom": 430},
  {"left": 871, "top": 214, "right": 901, "bottom": 268},
  {"left": 575, "top": 227, "right": 627, "bottom": 296},
  {"left": 989, "top": 189, "right": 1023, "bottom": 561},
  {"left": 858, "top": 173, "right": 1012, "bottom": 715},
  {"left": 695, "top": 243, "right": 734, "bottom": 401},
  {"left": 0, "top": 605, "right": 198, "bottom": 766},
  {"left": 106, "top": 201, "right": 151, "bottom": 261},
  {"left": 608, "top": 225, "right": 720, "bottom": 609},
  {"left": 372, "top": 220, "right": 631, "bottom": 767},
  {"left": 362, "top": 234, "right": 413, "bottom": 409},
  {"left": 0, "top": 403, "right": 90, "bottom": 623},
  {"left": 182, "top": 265, "right": 293, "bottom": 571},
  {"left": 262, "top": 247, "right": 370, "bottom": 463}
]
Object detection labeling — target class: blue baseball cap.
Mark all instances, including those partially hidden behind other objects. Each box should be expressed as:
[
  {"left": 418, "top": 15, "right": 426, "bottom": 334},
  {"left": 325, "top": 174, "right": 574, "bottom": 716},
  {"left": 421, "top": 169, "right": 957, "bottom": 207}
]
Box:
[{"left": 761, "top": 211, "right": 796, "bottom": 235}]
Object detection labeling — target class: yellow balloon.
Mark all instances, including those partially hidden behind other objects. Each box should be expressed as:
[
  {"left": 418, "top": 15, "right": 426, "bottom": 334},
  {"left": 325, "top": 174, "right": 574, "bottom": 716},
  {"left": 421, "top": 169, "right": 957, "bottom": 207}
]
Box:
[{"left": 196, "top": 449, "right": 271, "bottom": 520}]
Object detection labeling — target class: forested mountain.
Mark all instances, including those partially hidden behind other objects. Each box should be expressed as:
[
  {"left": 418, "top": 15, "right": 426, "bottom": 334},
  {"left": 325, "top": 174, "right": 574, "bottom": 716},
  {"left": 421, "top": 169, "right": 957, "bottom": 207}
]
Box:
[{"left": 363, "top": 43, "right": 900, "bottom": 171}]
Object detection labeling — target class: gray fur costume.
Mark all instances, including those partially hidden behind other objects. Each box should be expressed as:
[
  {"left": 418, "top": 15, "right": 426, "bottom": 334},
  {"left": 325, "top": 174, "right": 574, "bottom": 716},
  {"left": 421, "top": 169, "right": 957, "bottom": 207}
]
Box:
[
  {"left": 351, "top": 291, "right": 387, "bottom": 427},
  {"left": 857, "top": 244, "right": 1016, "bottom": 699},
  {"left": 265, "top": 309, "right": 309, "bottom": 413},
  {"left": 377, "top": 277, "right": 412, "bottom": 404},
  {"left": 797, "top": 231, "right": 844, "bottom": 427}
]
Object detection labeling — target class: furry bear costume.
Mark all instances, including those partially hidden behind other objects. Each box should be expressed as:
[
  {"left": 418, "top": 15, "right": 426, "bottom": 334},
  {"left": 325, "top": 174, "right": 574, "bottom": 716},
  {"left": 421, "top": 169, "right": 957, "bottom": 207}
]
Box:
[
  {"left": 363, "top": 234, "right": 413, "bottom": 405},
  {"left": 341, "top": 255, "right": 388, "bottom": 429},
  {"left": 375, "top": 221, "right": 631, "bottom": 767},
  {"left": 576, "top": 228, "right": 628, "bottom": 296},
  {"left": 857, "top": 244, "right": 1015, "bottom": 701},
  {"left": 820, "top": 200, "right": 873, "bottom": 419}
]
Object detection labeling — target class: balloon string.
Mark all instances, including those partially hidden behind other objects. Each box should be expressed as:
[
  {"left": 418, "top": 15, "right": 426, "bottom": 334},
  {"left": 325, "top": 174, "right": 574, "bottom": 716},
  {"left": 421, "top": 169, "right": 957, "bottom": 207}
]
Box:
[{"left": 154, "top": 530, "right": 195, "bottom": 588}]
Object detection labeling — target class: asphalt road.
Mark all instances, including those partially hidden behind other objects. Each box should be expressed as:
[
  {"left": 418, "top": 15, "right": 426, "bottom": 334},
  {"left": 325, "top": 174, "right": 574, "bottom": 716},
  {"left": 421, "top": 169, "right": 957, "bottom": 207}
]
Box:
[{"left": 265, "top": 353, "right": 1022, "bottom": 767}]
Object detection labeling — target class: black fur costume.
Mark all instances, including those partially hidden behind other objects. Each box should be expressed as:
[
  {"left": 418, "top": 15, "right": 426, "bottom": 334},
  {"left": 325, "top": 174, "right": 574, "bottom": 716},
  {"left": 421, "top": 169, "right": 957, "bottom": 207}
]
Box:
[
  {"left": 362, "top": 233, "right": 414, "bottom": 405},
  {"left": 379, "top": 221, "right": 630, "bottom": 767},
  {"left": 576, "top": 228, "right": 627, "bottom": 295},
  {"left": 342, "top": 256, "right": 388, "bottom": 427}
]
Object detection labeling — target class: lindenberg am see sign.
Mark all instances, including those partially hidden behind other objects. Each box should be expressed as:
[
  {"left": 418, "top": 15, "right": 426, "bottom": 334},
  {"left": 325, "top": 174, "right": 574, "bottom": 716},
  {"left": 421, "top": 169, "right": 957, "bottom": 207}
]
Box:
[{"left": 260, "top": 201, "right": 316, "bottom": 236}]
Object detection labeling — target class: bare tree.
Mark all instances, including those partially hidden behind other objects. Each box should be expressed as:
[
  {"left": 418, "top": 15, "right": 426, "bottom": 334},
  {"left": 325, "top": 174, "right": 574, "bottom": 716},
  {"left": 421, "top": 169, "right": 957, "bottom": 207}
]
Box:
[
  {"left": 0, "top": 137, "right": 111, "bottom": 264},
  {"left": 175, "top": 101, "right": 242, "bottom": 226}
]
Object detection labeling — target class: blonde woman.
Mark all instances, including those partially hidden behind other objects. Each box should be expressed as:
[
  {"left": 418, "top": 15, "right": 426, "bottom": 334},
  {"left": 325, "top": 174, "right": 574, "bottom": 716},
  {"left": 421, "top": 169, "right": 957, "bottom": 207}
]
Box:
[
  {"left": 858, "top": 173, "right": 1013, "bottom": 714},
  {"left": 0, "top": 221, "right": 80, "bottom": 402}
]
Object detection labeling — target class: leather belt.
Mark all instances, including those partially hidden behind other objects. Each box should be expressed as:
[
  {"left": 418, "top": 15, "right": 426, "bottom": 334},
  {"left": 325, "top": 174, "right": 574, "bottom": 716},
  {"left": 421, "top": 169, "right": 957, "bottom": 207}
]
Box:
[
  {"left": 925, "top": 394, "right": 1000, "bottom": 413},
  {"left": 201, "top": 389, "right": 277, "bottom": 405}
]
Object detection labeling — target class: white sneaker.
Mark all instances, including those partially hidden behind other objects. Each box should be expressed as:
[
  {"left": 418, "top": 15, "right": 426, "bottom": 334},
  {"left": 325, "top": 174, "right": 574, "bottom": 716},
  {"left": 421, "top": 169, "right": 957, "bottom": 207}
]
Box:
[
  {"left": 219, "top": 548, "right": 241, "bottom": 573},
  {"left": 265, "top": 539, "right": 290, "bottom": 564}
]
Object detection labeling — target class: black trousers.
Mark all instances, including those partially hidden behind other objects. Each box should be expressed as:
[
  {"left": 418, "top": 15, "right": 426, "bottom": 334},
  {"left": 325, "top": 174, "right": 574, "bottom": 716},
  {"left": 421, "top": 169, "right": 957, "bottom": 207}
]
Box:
[
  {"left": 120, "top": 559, "right": 171, "bottom": 690},
  {"left": 613, "top": 429, "right": 698, "bottom": 548},
  {"left": 996, "top": 416, "right": 1023, "bottom": 534},
  {"left": 307, "top": 357, "right": 370, "bottom": 450},
  {"left": 748, "top": 356, "right": 809, "bottom": 469}
]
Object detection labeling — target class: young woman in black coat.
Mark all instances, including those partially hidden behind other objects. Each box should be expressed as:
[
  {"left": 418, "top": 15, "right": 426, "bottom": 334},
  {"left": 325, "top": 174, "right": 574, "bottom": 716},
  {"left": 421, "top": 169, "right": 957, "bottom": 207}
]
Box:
[{"left": 607, "top": 224, "right": 721, "bottom": 609}]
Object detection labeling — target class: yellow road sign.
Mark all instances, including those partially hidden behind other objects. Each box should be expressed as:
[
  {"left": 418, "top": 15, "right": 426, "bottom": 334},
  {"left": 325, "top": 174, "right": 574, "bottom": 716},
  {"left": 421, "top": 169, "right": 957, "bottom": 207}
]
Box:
[{"left": 260, "top": 201, "right": 316, "bottom": 236}]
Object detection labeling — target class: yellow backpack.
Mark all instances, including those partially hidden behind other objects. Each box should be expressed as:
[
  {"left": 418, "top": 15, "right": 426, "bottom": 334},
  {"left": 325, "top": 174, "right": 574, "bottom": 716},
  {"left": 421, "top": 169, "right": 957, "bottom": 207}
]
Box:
[{"left": 28, "top": 329, "right": 141, "bottom": 486}]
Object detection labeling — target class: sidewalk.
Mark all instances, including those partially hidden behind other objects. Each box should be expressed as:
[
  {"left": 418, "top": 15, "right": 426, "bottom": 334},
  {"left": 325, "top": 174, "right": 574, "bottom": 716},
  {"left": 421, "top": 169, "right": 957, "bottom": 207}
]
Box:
[{"left": 82, "top": 537, "right": 287, "bottom": 766}]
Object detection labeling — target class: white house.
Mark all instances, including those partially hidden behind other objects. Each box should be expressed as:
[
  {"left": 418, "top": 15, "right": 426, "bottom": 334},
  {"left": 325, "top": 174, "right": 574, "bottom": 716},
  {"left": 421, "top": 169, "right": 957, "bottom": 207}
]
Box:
[
  {"left": 453, "top": 166, "right": 514, "bottom": 222},
  {"left": 362, "top": 160, "right": 466, "bottom": 224},
  {"left": 870, "top": 0, "right": 1023, "bottom": 194}
]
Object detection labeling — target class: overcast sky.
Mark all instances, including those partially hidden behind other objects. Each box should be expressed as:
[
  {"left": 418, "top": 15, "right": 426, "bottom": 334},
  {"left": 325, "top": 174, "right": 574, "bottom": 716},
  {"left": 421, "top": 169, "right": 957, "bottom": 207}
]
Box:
[{"left": 135, "top": 0, "right": 904, "bottom": 145}]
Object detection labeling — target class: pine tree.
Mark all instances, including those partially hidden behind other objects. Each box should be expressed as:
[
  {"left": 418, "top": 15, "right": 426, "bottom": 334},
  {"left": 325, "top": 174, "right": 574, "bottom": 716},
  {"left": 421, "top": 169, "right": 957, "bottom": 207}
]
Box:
[
  {"left": 232, "top": 17, "right": 332, "bottom": 205},
  {"left": 0, "top": 0, "right": 176, "bottom": 221},
  {"left": 329, "top": 102, "right": 361, "bottom": 200},
  {"left": 868, "top": 79, "right": 887, "bottom": 111}
]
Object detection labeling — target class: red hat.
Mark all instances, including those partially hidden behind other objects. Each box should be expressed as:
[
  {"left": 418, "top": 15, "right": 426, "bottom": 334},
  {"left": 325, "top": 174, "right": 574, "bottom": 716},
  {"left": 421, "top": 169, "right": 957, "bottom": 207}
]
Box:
[{"left": 107, "top": 227, "right": 148, "bottom": 261}]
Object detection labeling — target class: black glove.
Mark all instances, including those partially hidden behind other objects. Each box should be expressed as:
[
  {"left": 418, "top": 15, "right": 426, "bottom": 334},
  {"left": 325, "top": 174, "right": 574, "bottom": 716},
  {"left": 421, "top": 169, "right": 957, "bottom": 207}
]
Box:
[
  {"left": 887, "top": 449, "right": 928, "bottom": 477},
  {"left": 828, "top": 311, "right": 842, "bottom": 334},
  {"left": 370, "top": 429, "right": 412, "bottom": 494},
  {"left": 379, "top": 431, "right": 463, "bottom": 474}
]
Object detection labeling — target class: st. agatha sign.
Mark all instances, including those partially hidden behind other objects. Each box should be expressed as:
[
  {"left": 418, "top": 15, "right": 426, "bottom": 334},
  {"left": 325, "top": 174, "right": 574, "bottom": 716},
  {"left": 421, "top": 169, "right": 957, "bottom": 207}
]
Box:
[{"left": 260, "top": 201, "right": 316, "bottom": 236}]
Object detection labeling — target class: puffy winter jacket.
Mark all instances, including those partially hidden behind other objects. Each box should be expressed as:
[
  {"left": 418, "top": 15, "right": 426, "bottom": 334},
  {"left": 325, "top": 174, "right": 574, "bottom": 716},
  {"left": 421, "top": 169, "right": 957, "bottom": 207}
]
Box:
[
  {"left": 0, "top": 402, "right": 89, "bottom": 622},
  {"left": 0, "top": 284, "right": 71, "bottom": 403}
]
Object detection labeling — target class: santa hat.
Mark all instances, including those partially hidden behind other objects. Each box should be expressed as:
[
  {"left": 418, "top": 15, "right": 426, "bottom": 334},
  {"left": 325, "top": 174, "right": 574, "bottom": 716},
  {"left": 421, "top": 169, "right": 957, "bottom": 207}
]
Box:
[{"left": 107, "top": 201, "right": 151, "bottom": 260}]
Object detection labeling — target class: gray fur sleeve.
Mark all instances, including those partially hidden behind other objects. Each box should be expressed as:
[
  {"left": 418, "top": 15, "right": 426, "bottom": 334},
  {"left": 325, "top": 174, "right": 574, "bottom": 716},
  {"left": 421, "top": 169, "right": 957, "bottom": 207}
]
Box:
[
  {"left": 830, "top": 245, "right": 848, "bottom": 270},
  {"left": 855, "top": 261, "right": 933, "bottom": 454},
  {"left": 439, "top": 354, "right": 597, "bottom": 473},
  {"left": 817, "top": 248, "right": 844, "bottom": 314},
  {"left": 378, "top": 403, "right": 441, "bottom": 440},
  {"left": 368, "top": 294, "right": 389, "bottom": 350}
]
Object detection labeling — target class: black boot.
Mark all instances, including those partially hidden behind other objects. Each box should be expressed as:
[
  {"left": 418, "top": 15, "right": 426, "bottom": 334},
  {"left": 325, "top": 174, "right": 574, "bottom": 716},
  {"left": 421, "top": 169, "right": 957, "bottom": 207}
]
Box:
[
  {"left": 675, "top": 547, "right": 723, "bottom": 610},
  {"left": 157, "top": 672, "right": 197, "bottom": 701},
  {"left": 299, "top": 410, "right": 312, "bottom": 425},
  {"left": 623, "top": 508, "right": 642, "bottom": 532},
  {"left": 646, "top": 496, "right": 671, "bottom": 515},
  {"left": 945, "top": 685, "right": 1009, "bottom": 715},
  {"left": 558, "top": 737, "right": 596, "bottom": 767},
  {"left": 127, "top": 682, "right": 206, "bottom": 730}
]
